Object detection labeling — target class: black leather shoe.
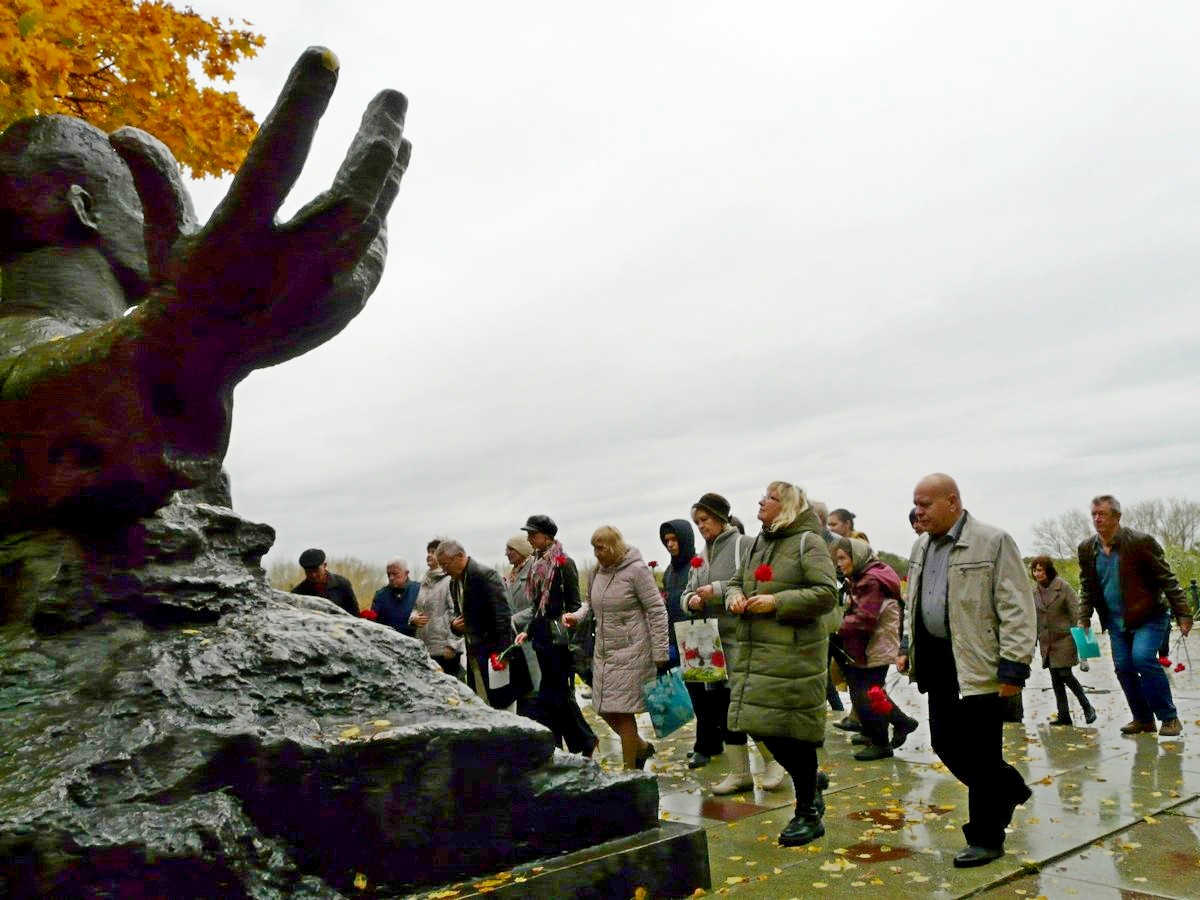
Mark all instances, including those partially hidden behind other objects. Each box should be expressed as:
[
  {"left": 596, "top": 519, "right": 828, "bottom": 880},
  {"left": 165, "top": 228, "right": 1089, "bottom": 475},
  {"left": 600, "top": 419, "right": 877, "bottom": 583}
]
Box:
[
  {"left": 833, "top": 717, "right": 862, "bottom": 732},
  {"left": 1084, "top": 706, "right": 1097, "bottom": 724},
  {"left": 816, "top": 770, "right": 830, "bottom": 791},
  {"left": 952, "top": 845, "right": 1004, "bottom": 868},
  {"left": 890, "top": 715, "right": 918, "bottom": 748},
  {"left": 634, "top": 742, "right": 655, "bottom": 770},
  {"left": 686, "top": 751, "right": 711, "bottom": 769},
  {"left": 778, "top": 806, "right": 825, "bottom": 847},
  {"left": 854, "top": 745, "right": 894, "bottom": 761},
  {"left": 851, "top": 733, "right": 872, "bottom": 745},
  {"left": 1050, "top": 717, "right": 1073, "bottom": 726}
]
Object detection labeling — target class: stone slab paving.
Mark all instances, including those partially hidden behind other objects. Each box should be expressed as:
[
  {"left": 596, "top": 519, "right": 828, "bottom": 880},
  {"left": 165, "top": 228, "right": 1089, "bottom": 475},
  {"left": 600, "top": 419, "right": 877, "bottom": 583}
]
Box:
[{"left": 578, "top": 629, "right": 1200, "bottom": 897}]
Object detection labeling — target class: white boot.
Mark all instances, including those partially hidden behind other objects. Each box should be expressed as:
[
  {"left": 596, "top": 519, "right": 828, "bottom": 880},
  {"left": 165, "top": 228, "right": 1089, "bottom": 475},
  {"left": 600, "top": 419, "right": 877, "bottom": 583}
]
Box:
[
  {"left": 757, "top": 744, "right": 790, "bottom": 791},
  {"left": 712, "top": 744, "right": 754, "bottom": 795}
]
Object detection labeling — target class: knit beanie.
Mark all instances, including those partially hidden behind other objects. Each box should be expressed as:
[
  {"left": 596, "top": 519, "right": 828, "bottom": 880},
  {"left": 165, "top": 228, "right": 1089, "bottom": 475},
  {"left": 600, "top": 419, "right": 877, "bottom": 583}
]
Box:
[
  {"left": 506, "top": 534, "right": 533, "bottom": 558},
  {"left": 692, "top": 492, "right": 731, "bottom": 523}
]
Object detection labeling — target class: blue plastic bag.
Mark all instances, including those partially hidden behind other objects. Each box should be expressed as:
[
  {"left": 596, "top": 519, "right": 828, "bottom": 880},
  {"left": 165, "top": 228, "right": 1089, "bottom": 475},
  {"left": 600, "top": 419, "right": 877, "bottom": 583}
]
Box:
[
  {"left": 641, "top": 668, "right": 695, "bottom": 738},
  {"left": 1070, "top": 626, "right": 1101, "bottom": 660}
]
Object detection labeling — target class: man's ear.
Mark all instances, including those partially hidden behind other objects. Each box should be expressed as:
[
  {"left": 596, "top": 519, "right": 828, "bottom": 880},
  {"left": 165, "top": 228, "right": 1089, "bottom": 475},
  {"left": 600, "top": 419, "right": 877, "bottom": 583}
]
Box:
[{"left": 66, "top": 184, "right": 100, "bottom": 232}]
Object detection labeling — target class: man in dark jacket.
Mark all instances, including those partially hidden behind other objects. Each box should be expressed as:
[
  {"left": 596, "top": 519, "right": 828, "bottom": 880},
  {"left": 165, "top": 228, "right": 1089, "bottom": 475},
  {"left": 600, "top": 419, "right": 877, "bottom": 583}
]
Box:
[
  {"left": 291, "top": 548, "right": 359, "bottom": 616},
  {"left": 438, "top": 539, "right": 530, "bottom": 710},
  {"left": 370, "top": 558, "right": 419, "bottom": 637},
  {"left": 1078, "top": 494, "right": 1193, "bottom": 737},
  {"left": 515, "top": 514, "right": 596, "bottom": 755}
]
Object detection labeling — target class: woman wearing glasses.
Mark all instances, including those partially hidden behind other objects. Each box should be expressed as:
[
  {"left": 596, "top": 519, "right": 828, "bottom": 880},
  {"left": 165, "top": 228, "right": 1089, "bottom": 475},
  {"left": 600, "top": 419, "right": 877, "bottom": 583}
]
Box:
[{"left": 725, "top": 481, "right": 837, "bottom": 846}]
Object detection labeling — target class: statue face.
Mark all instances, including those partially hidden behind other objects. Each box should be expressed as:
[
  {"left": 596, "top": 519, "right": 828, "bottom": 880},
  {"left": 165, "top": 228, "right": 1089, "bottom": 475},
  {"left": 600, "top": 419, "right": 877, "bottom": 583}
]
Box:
[{"left": 0, "top": 115, "right": 150, "bottom": 304}]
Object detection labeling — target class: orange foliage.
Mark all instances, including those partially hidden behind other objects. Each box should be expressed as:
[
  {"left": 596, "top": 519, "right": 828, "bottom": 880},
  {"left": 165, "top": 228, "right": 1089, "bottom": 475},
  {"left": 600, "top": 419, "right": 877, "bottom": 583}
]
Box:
[{"left": 0, "top": 0, "right": 264, "bottom": 177}]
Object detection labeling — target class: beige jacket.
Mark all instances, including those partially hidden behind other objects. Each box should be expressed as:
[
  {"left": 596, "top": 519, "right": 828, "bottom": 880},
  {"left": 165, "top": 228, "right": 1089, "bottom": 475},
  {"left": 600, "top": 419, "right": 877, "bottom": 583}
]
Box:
[{"left": 904, "top": 512, "right": 1036, "bottom": 696}]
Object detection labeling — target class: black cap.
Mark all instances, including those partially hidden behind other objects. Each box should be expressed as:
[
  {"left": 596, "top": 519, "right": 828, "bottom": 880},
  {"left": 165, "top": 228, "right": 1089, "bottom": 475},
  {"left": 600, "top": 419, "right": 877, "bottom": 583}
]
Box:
[
  {"left": 520, "top": 514, "right": 558, "bottom": 538},
  {"left": 692, "top": 492, "right": 731, "bottom": 523},
  {"left": 299, "top": 548, "right": 326, "bottom": 568}
]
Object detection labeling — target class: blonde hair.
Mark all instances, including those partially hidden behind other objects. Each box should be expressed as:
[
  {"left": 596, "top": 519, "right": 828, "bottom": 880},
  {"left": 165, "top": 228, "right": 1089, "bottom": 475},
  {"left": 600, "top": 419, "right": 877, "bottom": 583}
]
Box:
[
  {"left": 767, "top": 481, "right": 808, "bottom": 531},
  {"left": 590, "top": 525, "right": 628, "bottom": 560}
]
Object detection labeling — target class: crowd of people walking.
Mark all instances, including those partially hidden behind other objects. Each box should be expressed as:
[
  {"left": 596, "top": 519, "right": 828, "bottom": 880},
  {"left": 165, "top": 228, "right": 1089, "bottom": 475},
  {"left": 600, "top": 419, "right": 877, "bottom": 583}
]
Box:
[{"left": 290, "top": 478, "right": 1193, "bottom": 866}]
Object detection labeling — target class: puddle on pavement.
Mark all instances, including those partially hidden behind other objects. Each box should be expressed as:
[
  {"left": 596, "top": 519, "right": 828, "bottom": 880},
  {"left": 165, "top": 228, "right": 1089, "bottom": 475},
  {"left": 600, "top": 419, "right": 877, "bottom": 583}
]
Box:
[{"left": 839, "top": 840, "right": 914, "bottom": 863}]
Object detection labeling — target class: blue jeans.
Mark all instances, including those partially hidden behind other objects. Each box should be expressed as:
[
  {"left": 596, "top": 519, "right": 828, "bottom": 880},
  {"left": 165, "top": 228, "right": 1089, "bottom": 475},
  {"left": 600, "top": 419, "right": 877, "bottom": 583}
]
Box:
[{"left": 1108, "top": 614, "right": 1176, "bottom": 722}]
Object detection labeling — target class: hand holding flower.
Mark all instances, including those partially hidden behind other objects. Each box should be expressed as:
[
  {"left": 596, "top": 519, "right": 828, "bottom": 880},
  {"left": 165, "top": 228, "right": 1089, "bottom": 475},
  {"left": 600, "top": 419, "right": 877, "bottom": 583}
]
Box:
[
  {"left": 745, "top": 594, "right": 777, "bottom": 614},
  {"left": 514, "top": 632, "right": 528, "bottom": 646}
]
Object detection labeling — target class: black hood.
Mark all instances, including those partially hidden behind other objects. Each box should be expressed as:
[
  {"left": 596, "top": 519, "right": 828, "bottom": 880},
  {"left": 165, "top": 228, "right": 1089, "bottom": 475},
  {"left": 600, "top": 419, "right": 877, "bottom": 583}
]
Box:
[{"left": 660, "top": 518, "right": 696, "bottom": 571}]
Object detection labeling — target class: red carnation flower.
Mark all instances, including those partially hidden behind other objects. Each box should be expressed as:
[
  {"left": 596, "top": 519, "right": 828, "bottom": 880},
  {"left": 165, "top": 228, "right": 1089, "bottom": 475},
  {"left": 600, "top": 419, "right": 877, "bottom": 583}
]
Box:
[
  {"left": 710, "top": 651, "right": 726, "bottom": 668},
  {"left": 754, "top": 564, "right": 773, "bottom": 582},
  {"left": 489, "top": 652, "right": 507, "bottom": 671},
  {"left": 359, "top": 609, "right": 378, "bottom": 621},
  {"left": 690, "top": 556, "right": 704, "bottom": 568},
  {"left": 867, "top": 685, "right": 893, "bottom": 715},
  {"left": 648, "top": 560, "right": 659, "bottom": 569},
  {"left": 554, "top": 554, "right": 567, "bottom": 565},
  {"left": 1176, "top": 663, "right": 1187, "bottom": 673},
  {"left": 1159, "top": 656, "right": 1172, "bottom": 667},
  {"left": 684, "top": 647, "right": 700, "bottom": 660}
]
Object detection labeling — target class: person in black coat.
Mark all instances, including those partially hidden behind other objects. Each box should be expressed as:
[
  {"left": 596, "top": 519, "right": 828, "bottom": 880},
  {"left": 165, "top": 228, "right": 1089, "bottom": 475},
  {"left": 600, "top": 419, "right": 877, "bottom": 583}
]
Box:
[
  {"left": 291, "top": 548, "right": 358, "bottom": 616},
  {"left": 370, "top": 558, "right": 420, "bottom": 636},
  {"left": 437, "top": 539, "right": 530, "bottom": 709},
  {"left": 514, "top": 515, "right": 597, "bottom": 756}
]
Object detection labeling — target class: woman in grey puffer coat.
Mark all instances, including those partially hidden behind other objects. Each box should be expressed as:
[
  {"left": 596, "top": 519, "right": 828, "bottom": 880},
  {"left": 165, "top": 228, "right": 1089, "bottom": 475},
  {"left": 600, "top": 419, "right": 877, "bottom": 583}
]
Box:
[{"left": 570, "top": 525, "right": 669, "bottom": 770}]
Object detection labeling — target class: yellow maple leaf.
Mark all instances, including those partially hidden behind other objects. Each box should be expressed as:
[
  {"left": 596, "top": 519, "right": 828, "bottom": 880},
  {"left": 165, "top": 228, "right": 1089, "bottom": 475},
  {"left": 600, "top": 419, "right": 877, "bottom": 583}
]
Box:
[{"left": 353, "top": 872, "right": 367, "bottom": 890}]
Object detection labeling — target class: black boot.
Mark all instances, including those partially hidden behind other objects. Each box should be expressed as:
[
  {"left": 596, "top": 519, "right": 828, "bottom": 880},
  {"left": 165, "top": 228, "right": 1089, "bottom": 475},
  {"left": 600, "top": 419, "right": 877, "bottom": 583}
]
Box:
[
  {"left": 1082, "top": 701, "right": 1097, "bottom": 724},
  {"left": 779, "top": 803, "right": 824, "bottom": 847}
]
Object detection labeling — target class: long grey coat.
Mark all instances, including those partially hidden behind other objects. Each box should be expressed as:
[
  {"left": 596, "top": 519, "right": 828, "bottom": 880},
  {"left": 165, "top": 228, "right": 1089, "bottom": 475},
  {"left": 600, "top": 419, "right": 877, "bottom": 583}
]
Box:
[
  {"left": 584, "top": 546, "right": 669, "bottom": 714},
  {"left": 725, "top": 509, "right": 837, "bottom": 743},
  {"left": 1035, "top": 575, "right": 1080, "bottom": 669}
]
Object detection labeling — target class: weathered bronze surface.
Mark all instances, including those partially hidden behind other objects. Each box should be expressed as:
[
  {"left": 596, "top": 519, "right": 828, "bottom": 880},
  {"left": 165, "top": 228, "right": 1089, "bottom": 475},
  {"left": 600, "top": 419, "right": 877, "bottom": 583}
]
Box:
[{"left": 0, "top": 49, "right": 660, "bottom": 897}]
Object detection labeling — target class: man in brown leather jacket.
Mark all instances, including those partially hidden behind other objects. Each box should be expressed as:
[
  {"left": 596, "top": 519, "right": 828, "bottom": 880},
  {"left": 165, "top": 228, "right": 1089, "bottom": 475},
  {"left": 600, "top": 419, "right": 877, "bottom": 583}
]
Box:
[{"left": 1077, "top": 494, "right": 1193, "bottom": 737}]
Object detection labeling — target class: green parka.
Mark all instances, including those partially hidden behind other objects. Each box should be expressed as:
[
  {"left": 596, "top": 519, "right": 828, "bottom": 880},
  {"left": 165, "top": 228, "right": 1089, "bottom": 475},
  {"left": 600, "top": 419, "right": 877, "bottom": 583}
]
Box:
[{"left": 726, "top": 507, "right": 837, "bottom": 743}]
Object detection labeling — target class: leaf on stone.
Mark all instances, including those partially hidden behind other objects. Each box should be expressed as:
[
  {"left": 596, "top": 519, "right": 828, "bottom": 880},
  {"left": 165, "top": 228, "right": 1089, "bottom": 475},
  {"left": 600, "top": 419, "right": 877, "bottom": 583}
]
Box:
[
  {"left": 340, "top": 726, "right": 361, "bottom": 739},
  {"left": 447, "top": 695, "right": 461, "bottom": 706},
  {"left": 1039, "top": 775, "right": 1053, "bottom": 785},
  {"left": 1144, "top": 815, "right": 1158, "bottom": 824},
  {"left": 353, "top": 872, "right": 367, "bottom": 890},
  {"left": 181, "top": 629, "right": 201, "bottom": 635},
  {"left": 372, "top": 720, "right": 391, "bottom": 727}
]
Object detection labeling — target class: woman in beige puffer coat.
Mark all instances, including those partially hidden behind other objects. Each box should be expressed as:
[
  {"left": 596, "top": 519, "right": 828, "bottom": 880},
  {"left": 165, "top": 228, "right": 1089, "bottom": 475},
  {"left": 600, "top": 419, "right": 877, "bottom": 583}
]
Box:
[{"left": 572, "top": 525, "right": 669, "bottom": 770}]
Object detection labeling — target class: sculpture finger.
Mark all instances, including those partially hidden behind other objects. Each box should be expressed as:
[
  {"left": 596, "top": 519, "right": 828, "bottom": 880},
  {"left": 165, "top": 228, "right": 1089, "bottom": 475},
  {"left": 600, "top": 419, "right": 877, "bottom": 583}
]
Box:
[
  {"left": 330, "top": 90, "right": 407, "bottom": 199},
  {"left": 109, "top": 127, "right": 199, "bottom": 280},
  {"left": 211, "top": 47, "right": 340, "bottom": 231}
]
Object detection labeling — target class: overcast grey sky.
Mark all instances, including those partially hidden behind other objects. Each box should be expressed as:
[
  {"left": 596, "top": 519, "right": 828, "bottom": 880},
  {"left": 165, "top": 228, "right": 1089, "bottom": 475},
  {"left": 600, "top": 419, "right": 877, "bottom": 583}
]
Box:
[{"left": 187, "top": 2, "right": 1200, "bottom": 575}]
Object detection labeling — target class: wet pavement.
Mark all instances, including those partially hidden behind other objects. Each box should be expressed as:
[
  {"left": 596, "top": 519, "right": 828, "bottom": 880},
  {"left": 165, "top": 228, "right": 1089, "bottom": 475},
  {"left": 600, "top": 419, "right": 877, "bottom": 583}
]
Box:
[{"left": 584, "top": 632, "right": 1200, "bottom": 898}]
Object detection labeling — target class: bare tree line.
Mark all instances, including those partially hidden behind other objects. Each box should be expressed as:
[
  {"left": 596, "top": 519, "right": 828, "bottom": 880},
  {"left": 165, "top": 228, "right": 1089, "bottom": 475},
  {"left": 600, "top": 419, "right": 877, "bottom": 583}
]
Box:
[{"left": 1032, "top": 496, "right": 1200, "bottom": 558}]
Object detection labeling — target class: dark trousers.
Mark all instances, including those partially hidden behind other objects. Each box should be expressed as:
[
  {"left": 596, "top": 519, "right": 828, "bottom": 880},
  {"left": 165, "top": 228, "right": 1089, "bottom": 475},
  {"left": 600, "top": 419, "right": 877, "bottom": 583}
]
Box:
[
  {"left": 434, "top": 654, "right": 461, "bottom": 677},
  {"left": 923, "top": 634, "right": 1027, "bottom": 848},
  {"left": 525, "top": 643, "right": 596, "bottom": 754},
  {"left": 1050, "top": 666, "right": 1092, "bottom": 719},
  {"left": 844, "top": 665, "right": 889, "bottom": 746},
  {"left": 759, "top": 736, "right": 818, "bottom": 808},
  {"left": 686, "top": 681, "right": 732, "bottom": 756}
]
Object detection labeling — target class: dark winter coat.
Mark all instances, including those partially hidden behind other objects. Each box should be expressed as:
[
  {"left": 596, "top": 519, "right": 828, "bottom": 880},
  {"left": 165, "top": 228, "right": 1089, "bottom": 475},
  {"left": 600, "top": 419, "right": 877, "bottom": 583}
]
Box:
[
  {"left": 1078, "top": 527, "right": 1192, "bottom": 630},
  {"left": 725, "top": 507, "right": 837, "bottom": 743},
  {"left": 291, "top": 573, "right": 358, "bottom": 616},
  {"left": 1035, "top": 575, "right": 1080, "bottom": 669},
  {"left": 660, "top": 518, "right": 697, "bottom": 665},
  {"left": 451, "top": 557, "right": 531, "bottom": 708},
  {"left": 371, "top": 580, "right": 420, "bottom": 637}
]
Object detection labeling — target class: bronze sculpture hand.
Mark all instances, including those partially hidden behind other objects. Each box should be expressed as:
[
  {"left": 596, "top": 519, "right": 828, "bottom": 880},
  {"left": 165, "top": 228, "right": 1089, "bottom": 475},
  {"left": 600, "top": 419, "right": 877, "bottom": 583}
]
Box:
[{"left": 0, "top": 48, "right": 411, "bottom": 529}]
